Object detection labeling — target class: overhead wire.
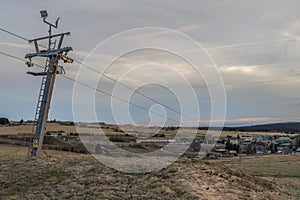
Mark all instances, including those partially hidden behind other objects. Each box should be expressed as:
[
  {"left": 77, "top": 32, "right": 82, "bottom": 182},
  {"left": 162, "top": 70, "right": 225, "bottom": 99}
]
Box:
[
  {"left": 72, "top": 59, "right": 195, "bottom": 120},
  {"left": 0, "top": 27, "right": 29, "bottom": 41},
  {"left": 0, "top": 27, "right": 199, "bottom": 122},
  {"left": 0, "top": 50, "right": 28, "bottom": 63},
  {"left": 3, "top": 26, "right": 294, "bottom": 124},
  {"left": 0, "top": 49, "right": 181, "bottom": 123}
]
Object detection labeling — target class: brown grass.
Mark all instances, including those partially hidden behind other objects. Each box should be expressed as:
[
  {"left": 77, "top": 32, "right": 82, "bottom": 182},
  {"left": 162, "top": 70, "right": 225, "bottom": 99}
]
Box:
[
  {"left": 0, "top": 144, "right": 295, "bottom": 200},
  {"left": 210, "top": 154, "right": 300, "bottom": 199},
  {"left": 0, "top": 124, "right": 297, "bottom": 199},
  {"left": 0, "top": 123, "right": 294, "bottom": 139}
]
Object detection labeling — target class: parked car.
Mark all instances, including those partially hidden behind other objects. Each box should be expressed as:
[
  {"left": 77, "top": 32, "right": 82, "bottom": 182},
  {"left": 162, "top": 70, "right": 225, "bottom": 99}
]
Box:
[
  {"left": 256, "top": 151, "right": 264, "bottom": 155},
  {"left": 296, "top": 147, "right": 300, "bottom": 152}
]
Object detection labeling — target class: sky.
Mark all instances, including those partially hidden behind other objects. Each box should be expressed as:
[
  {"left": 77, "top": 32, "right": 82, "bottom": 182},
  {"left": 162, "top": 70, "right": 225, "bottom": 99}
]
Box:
[{"left": 0, "top": 0, "right": 300, "bottom": 126}]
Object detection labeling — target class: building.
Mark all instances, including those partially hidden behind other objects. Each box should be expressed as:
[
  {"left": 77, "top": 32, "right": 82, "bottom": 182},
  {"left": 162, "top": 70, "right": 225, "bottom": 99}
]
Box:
[
  {"left": 275, "top": 137, "right": 292, "bottom": 149},
  {"left": 136, "top": 138, "right": 176, "bottom": 144}
]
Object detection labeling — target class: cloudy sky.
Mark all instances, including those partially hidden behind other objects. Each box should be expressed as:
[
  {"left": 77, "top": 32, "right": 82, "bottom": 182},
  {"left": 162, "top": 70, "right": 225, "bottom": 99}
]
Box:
[{"left": 1, "top": 0, "right": 300, "bottom": 125}]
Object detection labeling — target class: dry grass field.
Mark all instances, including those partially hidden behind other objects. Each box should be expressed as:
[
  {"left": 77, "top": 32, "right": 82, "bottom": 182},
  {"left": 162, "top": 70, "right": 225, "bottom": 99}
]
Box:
[
  {"left": 215, "top": 154, "right": 300, "bottom": 198},
  {"left": 0, "top": 123, "right": 299, "bottom": 199},
  {"left": 0, "top": 144, "right": 299, "bottom": 199},
  {"left": 0, "top": 123, "right": 77, "bottom": 135},
  {"left": 0, "top": 122, "right": 293, "bottom": 138}
]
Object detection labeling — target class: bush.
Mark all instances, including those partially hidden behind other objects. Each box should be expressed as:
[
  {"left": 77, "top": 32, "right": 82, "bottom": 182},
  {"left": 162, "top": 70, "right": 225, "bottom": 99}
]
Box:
[
  {"left": 129, "top": 143, "right": 145, "bottom": 149},
  {"left": 109, "top": 137, "right": 126, "bottom": 142},
  {"left": 153, "top": 133, "right": 165, "bottom": 137},
  {"left": 0, "top": 117, "right": 9, "bottom": 125}
]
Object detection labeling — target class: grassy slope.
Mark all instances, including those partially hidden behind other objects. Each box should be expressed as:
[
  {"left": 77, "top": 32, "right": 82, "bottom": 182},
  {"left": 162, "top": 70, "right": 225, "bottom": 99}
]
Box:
[
  {"left": 0, "top": 145, "right": 295, "bottom": 200},
  {"left": 211, "top": 154, "right": 300, "bottom": 199}
]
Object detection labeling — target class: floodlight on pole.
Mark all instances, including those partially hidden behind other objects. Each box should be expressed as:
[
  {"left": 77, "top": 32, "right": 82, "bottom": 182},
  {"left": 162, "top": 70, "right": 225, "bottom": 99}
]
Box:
[
  {"left": 40, "top": 10, "right": 60, "bottom": 29},
  {"left": 25, "top": 11, "right": 73, "bottom": 157},
  {"left": 40, "top": 10, "right": 48, "bottom": 19}
]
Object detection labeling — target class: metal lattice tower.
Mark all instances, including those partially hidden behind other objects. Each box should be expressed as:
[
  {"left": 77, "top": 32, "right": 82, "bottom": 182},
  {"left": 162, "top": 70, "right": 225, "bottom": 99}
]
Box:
[{"left": 25, "top": 10, "right": 73, "bottom": 157}]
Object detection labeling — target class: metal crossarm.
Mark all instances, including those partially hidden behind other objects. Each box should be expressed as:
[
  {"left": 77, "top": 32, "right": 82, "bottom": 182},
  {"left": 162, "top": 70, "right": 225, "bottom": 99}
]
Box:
[
  {"left": 28, "top": 32, "right": 70, "bottom": 43},
  {"left": 25, "top": 46, "right": 73, "bottom": 58}
]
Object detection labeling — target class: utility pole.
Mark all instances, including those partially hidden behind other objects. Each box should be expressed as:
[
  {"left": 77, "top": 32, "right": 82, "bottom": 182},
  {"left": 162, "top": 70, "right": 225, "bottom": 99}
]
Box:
[{"left": 25, "top": 10, "right": 73, "bottom": 157}]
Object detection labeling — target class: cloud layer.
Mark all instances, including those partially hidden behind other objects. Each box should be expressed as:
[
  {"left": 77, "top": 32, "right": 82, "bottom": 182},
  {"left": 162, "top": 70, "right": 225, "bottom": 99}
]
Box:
[{"left": 0, "top": 0, "right": 299, "bottom": 125}]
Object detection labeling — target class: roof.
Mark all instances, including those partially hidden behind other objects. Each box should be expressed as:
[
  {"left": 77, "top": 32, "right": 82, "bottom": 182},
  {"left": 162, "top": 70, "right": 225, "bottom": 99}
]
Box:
[
  {"left": 137, "top": 137, "right": 175, "bottom": 141},
  {"left": 276, "top": 137, "right": 292, "bottom": 143},
  {"left": 136, "top": 138, "right": 176, "bottom": 143}
]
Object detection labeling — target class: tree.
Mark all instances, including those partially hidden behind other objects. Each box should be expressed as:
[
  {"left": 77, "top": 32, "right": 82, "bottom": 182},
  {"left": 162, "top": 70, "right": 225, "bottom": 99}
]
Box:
[
  {"left": 232, "top": 144, "right": 240, "bottom": 152},
  {"left": 0, "top": 117, "right": 9, "bottom": 125},
  {"left": 20, "top": 119, "right": 24, "bottom": 125},
  {"left": 270, "top": 143, "right": 277, "bottom": 153},
  {"left": 225, "top": 140, "right": 231, "bottom": 150}
]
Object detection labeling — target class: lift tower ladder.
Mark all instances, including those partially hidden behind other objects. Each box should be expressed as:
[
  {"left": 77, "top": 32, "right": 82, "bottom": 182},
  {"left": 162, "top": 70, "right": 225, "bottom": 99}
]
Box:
[{"left": 25, "top": 10, "right": 73, "bottom": 157}]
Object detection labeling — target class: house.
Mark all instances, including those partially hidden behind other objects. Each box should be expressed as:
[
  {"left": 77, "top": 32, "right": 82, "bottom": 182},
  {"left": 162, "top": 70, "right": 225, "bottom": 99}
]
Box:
[
  {"left": 275, "top": 137, "right": 292, "bottom": 149},
  {"left": 45, "top": 130, "right": 65, "bottom": 136},
  {"left": 136, "top": 137, "right": 176, "bottom": 144}
]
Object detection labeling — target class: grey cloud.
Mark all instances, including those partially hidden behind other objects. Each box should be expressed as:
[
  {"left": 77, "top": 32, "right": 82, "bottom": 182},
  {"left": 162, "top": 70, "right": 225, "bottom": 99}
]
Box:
[{"left": 1, "top": 0, "right": 300, "bottom": 123}]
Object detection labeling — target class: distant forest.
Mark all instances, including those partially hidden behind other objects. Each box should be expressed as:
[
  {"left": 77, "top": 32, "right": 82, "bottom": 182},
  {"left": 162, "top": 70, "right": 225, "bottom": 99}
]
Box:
[{"left": 198, "top": 122, "right": 300, "bottom": 133}]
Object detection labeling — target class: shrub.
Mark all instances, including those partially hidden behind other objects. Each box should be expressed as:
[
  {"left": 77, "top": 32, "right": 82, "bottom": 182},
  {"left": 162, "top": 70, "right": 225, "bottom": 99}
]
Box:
[{"left": 0, "top": 117, "right": 9, "bottom": 125}]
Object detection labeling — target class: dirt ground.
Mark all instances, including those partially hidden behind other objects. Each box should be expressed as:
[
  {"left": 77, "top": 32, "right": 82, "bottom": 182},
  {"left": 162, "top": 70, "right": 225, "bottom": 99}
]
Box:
[{"left": 0, "top": 144, "right": 297, "bottom": 200}]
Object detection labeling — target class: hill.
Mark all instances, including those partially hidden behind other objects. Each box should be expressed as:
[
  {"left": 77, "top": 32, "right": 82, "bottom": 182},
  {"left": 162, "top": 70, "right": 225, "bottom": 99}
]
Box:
[
  {"left": 0, "top": 144, "right": 296, "bottom": 199},
  {"left": 199, "top": 122, "right": 300, "bottom": 133}
]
